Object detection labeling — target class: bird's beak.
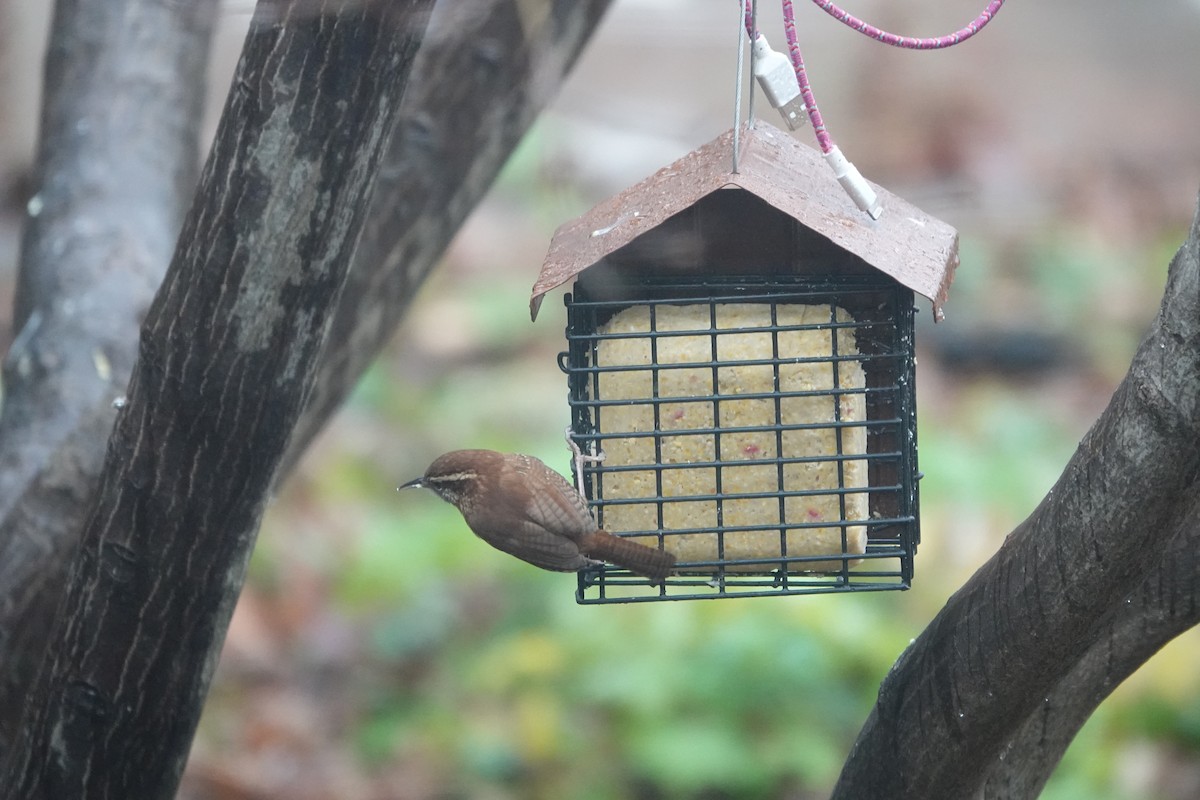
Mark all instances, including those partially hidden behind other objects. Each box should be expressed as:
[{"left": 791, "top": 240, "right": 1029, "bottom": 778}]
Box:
[{"left": 397, "top": 476, "right": 425, "bottom": 490}]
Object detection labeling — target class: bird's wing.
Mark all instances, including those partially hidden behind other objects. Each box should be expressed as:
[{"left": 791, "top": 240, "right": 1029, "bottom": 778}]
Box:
[
  {"left": 504, "top": 455, "right": 598, "bottom": 540},
  {"left": 473, "top": 456, "right": 594, "bottom": 572},
  {"left": 483, "top": 515, "right": 596, "bottom": 572}
]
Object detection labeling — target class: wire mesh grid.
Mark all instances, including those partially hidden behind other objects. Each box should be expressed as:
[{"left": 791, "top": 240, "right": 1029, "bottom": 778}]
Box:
[{"left": 561, "top": 277, "right": 919, "bottom": 603}]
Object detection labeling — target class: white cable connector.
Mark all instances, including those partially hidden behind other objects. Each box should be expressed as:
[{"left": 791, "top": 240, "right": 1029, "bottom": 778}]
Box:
[
  {"left": 824, "top": 146, "right": 883, "bottom": 219},
  {"left": 751, "top": 35, "right": 807, "bottom": 130}
]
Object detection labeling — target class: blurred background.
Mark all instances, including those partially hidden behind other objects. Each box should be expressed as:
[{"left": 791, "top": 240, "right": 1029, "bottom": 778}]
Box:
[{"left": 3, "top": 1, "right": 1200, "bottom": 797}]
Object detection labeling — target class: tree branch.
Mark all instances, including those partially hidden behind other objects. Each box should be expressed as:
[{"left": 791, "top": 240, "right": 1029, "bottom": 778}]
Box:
[
  {"left": 0, "top": 0, "right": 219, "bottom": 753},
  {"left": 980, "top": 493, "right": 1200, "bottom": 798},
  {"left": 832, "top": 194, "right": 1200, "bottom": 799},
  {"left": 0, "top": 2, "right": 432, "bottom": 796}
]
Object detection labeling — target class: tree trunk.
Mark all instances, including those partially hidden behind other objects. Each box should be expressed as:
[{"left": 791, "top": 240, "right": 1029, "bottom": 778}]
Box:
[
  {"left": 0, "top": 0, "right": 218, "bottom": 750},
  {"left": 0, "top": 1, "right": 432, "bottom": 796},
  {"left": 980, "top": 495, "right": 1200, "bottom": 798},
  {"left": 832, "top": 198, "right": 1200, "bottom": 799}
]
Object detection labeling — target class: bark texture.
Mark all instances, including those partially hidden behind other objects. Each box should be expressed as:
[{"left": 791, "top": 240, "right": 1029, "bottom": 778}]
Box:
[
  {"left": 0, "top": 0, "right": 218, "bottom": 749},
  {"left": 832, "top": 198, "right": 1200, "bottom": 799},
  {"left": 981, "top": 493, "right": 1200, "bottom": 798},
  {"left": 0, "top": 1, "right": 432, "bottom": 796}
]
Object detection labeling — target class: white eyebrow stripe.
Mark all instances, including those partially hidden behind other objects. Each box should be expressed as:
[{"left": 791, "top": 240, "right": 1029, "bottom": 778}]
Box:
[{"left": 427, "top": 471, "right": 478, "bottom": 483}]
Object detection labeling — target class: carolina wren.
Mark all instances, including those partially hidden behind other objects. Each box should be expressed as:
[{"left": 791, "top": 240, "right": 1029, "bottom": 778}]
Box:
[{"left": 399, "top": 449, "right": 676, "bottom": 582}]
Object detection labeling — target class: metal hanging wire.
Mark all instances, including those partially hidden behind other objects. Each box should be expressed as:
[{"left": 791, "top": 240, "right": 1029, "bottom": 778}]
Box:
[{"left": 731, "top": 0, "right": 759, "bottom": 173}]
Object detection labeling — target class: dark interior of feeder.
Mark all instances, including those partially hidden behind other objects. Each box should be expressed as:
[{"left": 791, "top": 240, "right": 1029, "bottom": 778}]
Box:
[{"left": 577, "top": 189, "right": 880, "bottom": 294}]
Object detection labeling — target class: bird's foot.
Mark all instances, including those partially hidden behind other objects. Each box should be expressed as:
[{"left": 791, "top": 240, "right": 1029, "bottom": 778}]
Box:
[{"left": 565, "top": 426, "right": 605, "bottom": 498}]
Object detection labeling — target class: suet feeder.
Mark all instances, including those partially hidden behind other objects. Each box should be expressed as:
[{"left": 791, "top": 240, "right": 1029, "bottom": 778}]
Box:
[{"left": 531, "top": 123, "right": 958, "bottom": 603}]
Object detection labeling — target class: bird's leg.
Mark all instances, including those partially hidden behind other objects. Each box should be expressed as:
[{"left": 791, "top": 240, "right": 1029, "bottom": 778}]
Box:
[{"left": 565, "top": 425, "right": 604, "bottom": 499}]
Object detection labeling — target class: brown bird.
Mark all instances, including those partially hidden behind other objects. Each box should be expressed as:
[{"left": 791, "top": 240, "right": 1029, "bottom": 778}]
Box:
[{"left": 399, "top": 449, "right": 676, "bottom": 582}]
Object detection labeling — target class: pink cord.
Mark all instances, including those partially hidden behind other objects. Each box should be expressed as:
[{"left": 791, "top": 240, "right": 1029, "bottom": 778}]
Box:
[
  {"left": 780, "top": 0, "right": 832, "bottom": 152},
  {"left": 750, "top": 0, "right": 1007, "bottom": 154},
  {"left": 812, "top": 0, "right": 1005, "bottom": 50}
]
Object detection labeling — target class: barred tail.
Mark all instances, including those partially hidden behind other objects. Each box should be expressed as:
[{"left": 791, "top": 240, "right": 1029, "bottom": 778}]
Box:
[{"left": 579, "top": 530, "right": 676, "bottom": 583}]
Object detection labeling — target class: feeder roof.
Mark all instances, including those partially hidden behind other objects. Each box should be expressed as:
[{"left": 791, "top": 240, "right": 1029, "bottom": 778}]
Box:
[{"left": 531, "top": 122, "right": 959, "bottom": 321}]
